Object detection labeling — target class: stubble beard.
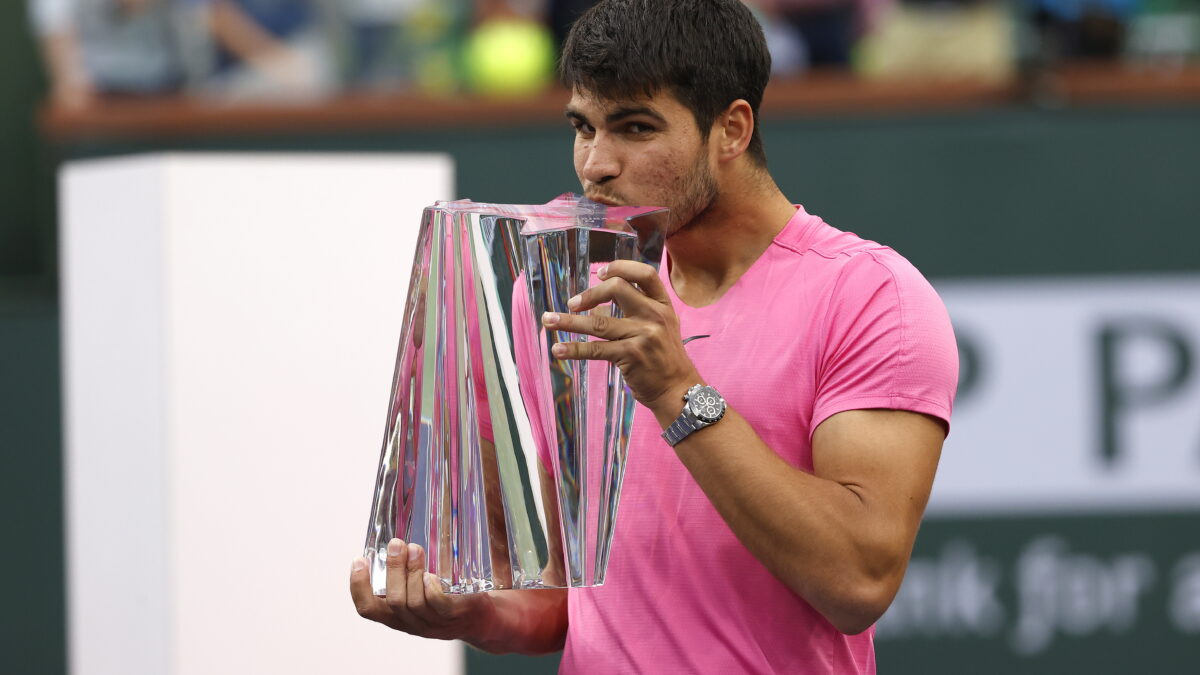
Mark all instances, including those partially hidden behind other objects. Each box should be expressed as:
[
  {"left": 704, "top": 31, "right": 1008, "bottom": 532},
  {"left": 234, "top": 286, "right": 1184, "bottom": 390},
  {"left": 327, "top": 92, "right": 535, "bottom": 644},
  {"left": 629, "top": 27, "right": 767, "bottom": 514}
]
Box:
[{"left": 666, "top": 153, "right": 719, "bottom": 239}]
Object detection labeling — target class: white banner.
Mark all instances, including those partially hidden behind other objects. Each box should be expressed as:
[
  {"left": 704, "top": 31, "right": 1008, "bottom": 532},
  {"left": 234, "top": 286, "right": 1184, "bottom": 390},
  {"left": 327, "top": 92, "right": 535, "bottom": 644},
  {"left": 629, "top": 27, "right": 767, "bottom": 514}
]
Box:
[{"left": 932, "top": 275, "right": 1200, "bottom": 514}]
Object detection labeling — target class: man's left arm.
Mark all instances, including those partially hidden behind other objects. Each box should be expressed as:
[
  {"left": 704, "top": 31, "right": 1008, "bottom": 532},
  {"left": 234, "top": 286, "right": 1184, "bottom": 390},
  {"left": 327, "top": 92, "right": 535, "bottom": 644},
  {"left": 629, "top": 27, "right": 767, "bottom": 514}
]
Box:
[
  {"left": 545, "top": 259, "right": 947, "bottom": 635},
  {"left": 654, "top": 403, "right": 943, "bottom": 635}
]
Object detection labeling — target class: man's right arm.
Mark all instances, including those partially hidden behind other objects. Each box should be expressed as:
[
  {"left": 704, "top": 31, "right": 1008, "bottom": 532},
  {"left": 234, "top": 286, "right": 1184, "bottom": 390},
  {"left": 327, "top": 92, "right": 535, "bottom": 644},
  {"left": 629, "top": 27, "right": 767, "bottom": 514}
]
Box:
[{"left": 349, "top": 539, "right": 568, "bottom": 655}]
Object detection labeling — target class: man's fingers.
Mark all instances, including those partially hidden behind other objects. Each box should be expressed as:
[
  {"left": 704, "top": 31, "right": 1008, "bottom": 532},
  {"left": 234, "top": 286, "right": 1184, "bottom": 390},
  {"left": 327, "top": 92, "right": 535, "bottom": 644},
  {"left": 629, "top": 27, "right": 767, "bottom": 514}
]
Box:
[
  {"left": 567, "top": 275, "right": 658, "bottom": 315},
  {"left": 542, "top": 310, "right": 634, "bottom": 340},
  {"left": 600, "top": 260, "right": 670, "bottom": 304},
  {"left": 402, "top": 544, "right": 478, "bottom": 630},
  {"left": 350, "top": 555, "right": 400, "bottom": 628},
  {"left": 383, "top": 538, "right": 411, "bottom": 613},
  {"left": 383, "top": 538, "right": 437, "bottom": 632},
  {"left": 405, "top": 543, "right": 433, "bottom": 617},
  {"left": 349, "top": 556, "right": 379, "bottom": 614},
  {"left": 551, "top": 337, "right": 619, "bottom": 362},
  {"left": 422, "top": 571, "right": 464, "bottom": 621},
  {"left": 350, "top": 540, "right": 477, "bottom": 639}
]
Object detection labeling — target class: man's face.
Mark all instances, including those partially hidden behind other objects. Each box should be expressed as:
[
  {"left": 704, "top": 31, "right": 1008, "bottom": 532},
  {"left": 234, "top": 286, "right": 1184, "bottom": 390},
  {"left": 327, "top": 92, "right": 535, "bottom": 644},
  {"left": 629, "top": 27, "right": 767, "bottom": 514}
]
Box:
[{"left": 566, "top": 88, "right": 718, "bottom": 234}]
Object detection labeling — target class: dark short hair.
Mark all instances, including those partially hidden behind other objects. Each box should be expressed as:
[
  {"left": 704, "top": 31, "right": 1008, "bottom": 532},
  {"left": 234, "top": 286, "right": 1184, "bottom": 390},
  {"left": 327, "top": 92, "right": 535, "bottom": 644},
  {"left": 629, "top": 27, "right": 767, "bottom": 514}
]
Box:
[{"left": 559, "top": 0, "right": 771, "bottom": 165}]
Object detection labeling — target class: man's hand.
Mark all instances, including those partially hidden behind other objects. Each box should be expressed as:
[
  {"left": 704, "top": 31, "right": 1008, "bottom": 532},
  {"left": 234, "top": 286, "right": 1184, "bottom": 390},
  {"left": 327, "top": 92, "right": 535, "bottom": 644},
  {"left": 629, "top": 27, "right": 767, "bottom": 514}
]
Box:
[
  {"left": 541, "top": 260, "right": 698, "bottom": 411},
  {"left": 350, "top": 539, "right": 495, "bottom": 641}
]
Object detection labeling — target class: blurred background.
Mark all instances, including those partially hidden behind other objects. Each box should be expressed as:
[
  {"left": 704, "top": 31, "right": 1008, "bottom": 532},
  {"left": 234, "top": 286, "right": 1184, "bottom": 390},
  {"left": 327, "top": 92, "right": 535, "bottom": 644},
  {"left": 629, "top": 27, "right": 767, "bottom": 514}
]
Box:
[{"left": 2, "top": 0, "right": 1199, "bottom": 673}]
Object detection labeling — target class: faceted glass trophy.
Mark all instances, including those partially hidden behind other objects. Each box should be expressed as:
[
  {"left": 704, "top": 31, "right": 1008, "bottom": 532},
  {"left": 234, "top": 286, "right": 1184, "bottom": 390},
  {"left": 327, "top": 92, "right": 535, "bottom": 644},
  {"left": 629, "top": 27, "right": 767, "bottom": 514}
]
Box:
[{"left": 363, "top": 194, "right": 668, "bottom": 594}]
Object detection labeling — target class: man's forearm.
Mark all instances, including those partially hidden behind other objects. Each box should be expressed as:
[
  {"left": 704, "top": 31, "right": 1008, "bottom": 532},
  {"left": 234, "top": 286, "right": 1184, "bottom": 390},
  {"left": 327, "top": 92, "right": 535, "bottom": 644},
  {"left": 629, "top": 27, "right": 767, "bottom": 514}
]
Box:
[{"left": 467, "top": 588, "right": 568, "bottom": 655}]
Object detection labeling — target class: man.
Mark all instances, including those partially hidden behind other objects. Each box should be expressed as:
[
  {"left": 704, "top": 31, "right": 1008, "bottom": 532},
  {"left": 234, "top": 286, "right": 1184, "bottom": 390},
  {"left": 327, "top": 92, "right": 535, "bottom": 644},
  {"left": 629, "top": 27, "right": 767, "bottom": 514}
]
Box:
[{"left": 350, "top": 0, "right": 958, "bottom": 671}]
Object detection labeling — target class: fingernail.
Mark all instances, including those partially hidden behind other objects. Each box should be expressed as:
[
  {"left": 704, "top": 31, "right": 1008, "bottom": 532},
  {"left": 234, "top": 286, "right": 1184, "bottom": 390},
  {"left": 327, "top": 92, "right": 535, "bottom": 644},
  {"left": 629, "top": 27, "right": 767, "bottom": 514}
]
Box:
[
  {"left": 407, "top": 542, "right": 421, "bottom": 562},
  {"left": 542, "top": 312, "right": 559, "bottom": 325},
  {"left": 552, "top": 343, "right": 566, "bottom": 357},
  {"left": 598, "top": 265, "right": 609, "bottom": 278},
  {"left": 351, "top": 557, "right": 366, "bottom": 573},
  {"left": 568, "top": 295, "right": 581, "bottom": 309},
  {"left": 387, "top": 539, "right": 403, "bottom": 557}
]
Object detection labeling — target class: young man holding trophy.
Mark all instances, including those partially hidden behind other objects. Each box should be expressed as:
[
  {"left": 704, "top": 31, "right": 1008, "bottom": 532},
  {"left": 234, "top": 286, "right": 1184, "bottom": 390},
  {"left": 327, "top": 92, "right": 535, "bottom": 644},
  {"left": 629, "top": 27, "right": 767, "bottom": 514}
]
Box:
[{"left": 350, "top": 0, "right": 958, "bottom": 671}]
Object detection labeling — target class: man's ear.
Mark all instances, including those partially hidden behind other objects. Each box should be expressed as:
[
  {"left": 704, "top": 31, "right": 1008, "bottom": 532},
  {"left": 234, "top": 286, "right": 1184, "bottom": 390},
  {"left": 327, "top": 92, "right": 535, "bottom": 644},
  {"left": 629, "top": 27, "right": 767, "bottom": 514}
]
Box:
[{"left": 714, "top": 99, "right": 755, "bottom": 163}]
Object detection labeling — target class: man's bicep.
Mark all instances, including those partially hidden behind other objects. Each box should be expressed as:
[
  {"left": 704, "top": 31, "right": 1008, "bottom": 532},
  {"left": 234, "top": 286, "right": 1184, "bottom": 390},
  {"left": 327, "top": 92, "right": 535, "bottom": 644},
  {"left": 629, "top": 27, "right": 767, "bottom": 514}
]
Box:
[{"left": 811, "top": 408, "right": 945, "bottom": 531}]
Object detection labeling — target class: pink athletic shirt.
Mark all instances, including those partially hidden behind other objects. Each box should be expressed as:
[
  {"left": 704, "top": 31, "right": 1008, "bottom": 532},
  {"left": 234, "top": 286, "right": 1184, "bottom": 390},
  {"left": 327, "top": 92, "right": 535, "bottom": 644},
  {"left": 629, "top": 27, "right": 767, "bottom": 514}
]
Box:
[{"left": 522, "top": 205, "right": 958, "bottom": 673}]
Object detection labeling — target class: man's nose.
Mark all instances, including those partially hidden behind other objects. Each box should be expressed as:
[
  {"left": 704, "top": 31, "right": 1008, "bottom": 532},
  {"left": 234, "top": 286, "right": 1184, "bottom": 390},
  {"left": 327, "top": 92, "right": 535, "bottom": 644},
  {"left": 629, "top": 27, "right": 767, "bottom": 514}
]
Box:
[{"left": 580, "top": 134, "right": 620, "bottom": 185}]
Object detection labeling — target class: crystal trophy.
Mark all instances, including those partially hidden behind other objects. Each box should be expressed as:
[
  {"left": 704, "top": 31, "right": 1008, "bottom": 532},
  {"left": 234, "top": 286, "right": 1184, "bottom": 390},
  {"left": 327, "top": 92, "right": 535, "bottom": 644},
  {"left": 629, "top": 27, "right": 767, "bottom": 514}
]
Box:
[{"left": 363, "top": 194, "right": 668, "bottom": 594}]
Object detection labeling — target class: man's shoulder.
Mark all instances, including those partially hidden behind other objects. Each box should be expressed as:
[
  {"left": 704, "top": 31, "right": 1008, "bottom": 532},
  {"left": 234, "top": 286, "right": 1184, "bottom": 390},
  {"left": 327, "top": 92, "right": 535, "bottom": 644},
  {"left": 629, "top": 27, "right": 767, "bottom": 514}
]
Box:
[{"left": 773, "top": 211, "right": 927, "bottom": 286}]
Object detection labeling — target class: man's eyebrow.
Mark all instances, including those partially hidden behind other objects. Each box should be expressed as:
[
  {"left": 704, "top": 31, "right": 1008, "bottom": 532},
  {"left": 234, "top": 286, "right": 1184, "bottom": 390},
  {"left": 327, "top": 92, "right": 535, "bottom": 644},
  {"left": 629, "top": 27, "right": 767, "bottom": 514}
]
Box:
[
  {"left": 605, "top": 106, "right": 666, "bottom": 125},
  {"left": 563, "top": 105, "right": 667, "bottom": 125}
]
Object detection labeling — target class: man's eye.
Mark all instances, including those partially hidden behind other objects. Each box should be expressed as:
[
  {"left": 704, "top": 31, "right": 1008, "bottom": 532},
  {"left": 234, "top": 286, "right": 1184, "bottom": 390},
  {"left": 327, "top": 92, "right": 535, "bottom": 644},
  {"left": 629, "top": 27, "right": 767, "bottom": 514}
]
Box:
[
  {"left": 572, "top": 122, "right": 595, "bottom": 135},
  {"left": 627, "top": 123, "right": 653, "bottom": 134}
]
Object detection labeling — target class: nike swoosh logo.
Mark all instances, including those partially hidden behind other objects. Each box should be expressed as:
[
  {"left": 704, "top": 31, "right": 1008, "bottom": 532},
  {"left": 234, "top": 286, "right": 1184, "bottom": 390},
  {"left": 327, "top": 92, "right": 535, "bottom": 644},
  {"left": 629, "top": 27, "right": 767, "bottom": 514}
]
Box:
[{"left": 682, "top": 334, "right": 711, "bottom": 345}]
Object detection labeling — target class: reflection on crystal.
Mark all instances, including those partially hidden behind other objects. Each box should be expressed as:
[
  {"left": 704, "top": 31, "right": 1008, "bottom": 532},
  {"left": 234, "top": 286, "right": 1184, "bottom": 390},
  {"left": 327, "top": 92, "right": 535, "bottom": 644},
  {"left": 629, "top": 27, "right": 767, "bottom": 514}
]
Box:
[{"left": 364, "top": 194, "right": 667, "bottom": 594}]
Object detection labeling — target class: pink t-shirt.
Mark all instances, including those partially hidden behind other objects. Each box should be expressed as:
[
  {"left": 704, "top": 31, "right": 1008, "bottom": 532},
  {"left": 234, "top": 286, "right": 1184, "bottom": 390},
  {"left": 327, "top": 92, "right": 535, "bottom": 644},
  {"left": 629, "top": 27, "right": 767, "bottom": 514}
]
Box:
[{"left": 523, "top": 206, "right": 958, "bottom": 673}]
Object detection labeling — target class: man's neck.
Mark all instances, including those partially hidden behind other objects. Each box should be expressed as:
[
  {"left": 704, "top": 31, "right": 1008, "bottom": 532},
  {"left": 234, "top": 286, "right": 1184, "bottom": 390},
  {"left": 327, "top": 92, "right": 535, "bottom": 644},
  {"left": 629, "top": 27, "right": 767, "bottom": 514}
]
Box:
[{"left": 666, "top": 169, "right": 797, "bottom": 308}]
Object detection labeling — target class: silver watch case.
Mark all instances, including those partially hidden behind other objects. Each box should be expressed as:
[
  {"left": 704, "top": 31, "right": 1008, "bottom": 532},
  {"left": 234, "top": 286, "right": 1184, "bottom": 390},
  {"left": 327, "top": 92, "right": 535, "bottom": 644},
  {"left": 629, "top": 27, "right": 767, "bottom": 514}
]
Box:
[
  {"left": 662, "top": 384, "right": 726, "bottom": 446},
  {"left": 685, "top": 384, "right": 726, "bottom": 424}
]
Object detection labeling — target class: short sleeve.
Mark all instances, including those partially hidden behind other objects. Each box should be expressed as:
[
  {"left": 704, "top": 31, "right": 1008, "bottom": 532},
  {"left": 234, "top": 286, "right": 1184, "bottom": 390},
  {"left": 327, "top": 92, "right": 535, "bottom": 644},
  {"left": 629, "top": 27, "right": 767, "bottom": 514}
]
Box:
[{"left": 811, "top": 250, "right": 958, "bottom": 437}]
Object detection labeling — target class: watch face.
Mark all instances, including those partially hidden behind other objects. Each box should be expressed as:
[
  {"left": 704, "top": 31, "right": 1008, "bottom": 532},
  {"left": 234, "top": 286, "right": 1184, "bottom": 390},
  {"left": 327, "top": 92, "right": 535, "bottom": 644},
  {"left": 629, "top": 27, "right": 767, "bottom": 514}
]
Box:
[{"left": 687, "top": 385, "right": 725, "bottom": 423}]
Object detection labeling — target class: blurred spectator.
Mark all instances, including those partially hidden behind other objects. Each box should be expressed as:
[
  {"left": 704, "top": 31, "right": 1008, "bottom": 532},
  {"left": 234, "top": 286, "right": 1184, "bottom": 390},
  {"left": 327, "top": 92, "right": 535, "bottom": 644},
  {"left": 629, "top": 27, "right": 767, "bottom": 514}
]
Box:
[
  {"left": 400, "top": 0, "right": 472, "bottom": 95},
  {"left": 29, "top": 0, "right": 188, "bottom": 109},
  {"left": 857, "top": 0, "right": 1016, "bottom": 81},
  {"left": 747, "top": 0, "right": 892, "bottom": 67},
  {"left": 342, "top": 0, "right": 423, "bottom": 90},
  {"left": 744, "top": 1, "right": 811, "bottom": 76},
  {"left": 1126, "top": 0, "right": 1200, "bottom": 67},
  {"left": 190, "top": 0, "right": 339, "bottom": 101},
  {"left": 1032, "top": 0, "right": 1141, "bottom": 61},
  {"left": 339, "top": 0, "right": 479, "bottom": 96},
  {"left": 38, "top": 0, "right": 1195, "bottom": 109}
]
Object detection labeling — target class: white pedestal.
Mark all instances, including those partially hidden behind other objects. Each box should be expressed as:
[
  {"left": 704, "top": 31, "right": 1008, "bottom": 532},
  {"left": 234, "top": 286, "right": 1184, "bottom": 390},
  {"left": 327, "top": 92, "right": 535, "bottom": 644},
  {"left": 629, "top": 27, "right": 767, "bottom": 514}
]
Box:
[{"left": 60, "top": 153, "right": 461, "bottom": 674}]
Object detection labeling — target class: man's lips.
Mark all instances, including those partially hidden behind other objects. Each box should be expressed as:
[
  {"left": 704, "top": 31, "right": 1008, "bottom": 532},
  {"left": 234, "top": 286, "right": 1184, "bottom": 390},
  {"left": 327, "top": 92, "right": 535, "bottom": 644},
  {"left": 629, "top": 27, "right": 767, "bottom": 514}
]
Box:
[{"left": 585, "top": 193, "right": 622, "bottom": 206}]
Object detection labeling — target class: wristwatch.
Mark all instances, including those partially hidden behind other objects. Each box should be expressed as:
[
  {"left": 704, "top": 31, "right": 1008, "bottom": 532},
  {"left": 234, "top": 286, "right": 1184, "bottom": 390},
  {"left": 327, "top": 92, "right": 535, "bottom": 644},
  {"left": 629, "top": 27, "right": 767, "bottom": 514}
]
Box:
[{"left": 661, "top": 384, "right": 726, "bottom": 446}]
